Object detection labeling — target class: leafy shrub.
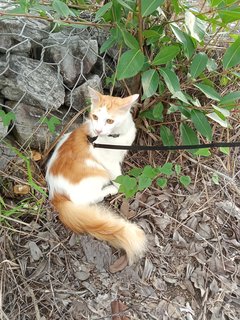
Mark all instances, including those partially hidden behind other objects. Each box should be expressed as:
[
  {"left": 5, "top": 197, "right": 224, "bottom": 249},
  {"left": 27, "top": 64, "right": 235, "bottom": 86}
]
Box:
[{"left": 3, "top": 0, "right": 240, "bottom": 198}]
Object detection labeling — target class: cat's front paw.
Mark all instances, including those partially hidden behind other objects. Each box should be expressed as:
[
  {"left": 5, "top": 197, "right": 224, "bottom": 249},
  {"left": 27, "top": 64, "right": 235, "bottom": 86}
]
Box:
[{"left": 103, "top": 184, "right": 119, "bottom": 197}]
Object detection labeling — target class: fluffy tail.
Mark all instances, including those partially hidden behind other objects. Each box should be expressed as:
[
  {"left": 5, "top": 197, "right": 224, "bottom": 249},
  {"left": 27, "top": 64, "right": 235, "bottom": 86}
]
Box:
[{"left": 52, "top": 194, "right": 147, "bottom": 264}]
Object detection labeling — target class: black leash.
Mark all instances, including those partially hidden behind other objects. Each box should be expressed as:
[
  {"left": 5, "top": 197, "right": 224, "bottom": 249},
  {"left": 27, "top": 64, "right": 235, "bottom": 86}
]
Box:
[{"left": 92, "top": 141, "right": 240, "bottom": 151}]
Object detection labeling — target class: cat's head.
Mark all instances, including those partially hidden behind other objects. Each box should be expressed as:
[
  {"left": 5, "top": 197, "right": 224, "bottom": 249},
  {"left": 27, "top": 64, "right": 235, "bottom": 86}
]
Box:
[{"left": 88, "top": 87, "right": 139, "bottom": 136}]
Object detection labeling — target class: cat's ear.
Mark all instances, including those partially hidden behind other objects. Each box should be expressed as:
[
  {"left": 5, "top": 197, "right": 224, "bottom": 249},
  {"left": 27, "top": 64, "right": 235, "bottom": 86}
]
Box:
[
  {"left": 120, "top": 94, "right": 139, "bottom": 111},
  {"left": 88, "top": 87, "right": 101, "bottom": 106}
]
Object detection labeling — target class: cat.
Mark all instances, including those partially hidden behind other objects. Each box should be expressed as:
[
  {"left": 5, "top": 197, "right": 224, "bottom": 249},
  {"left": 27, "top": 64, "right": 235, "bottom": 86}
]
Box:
[{"left": 45, "top": 87, "right": 147, "bottom": 265}]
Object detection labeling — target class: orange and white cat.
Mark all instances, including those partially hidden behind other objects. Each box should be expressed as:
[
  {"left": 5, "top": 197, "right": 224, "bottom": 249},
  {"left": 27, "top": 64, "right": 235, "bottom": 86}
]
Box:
[{"left": 46, "top": 88, "right": 147, "bottom": 264}]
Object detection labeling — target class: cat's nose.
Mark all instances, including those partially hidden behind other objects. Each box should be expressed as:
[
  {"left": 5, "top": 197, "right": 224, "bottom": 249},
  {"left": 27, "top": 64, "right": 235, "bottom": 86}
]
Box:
[{"left": 96, "top": 130, "right": 102, "bottom": 135}]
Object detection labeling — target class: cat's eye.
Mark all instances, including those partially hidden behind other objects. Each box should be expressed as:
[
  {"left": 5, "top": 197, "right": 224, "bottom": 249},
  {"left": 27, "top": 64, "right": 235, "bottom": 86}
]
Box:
[
  {"left": 106, "top": 119, "right": 114, "bottom": 124},
  {"left": 92, "top": 114, "right": 98, "bottom": 120}
]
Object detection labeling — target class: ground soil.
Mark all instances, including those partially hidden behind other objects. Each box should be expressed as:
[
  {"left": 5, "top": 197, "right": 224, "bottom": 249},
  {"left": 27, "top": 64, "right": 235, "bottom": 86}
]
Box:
[{"left": 1, "top": 120, "right": 240, "bottom": 319}]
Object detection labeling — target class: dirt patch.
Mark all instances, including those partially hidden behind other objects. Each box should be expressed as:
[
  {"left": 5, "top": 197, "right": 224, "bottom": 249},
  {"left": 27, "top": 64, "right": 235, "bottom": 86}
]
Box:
[{"left": 1, "top": 140, "right": 240, "bottom": 319}]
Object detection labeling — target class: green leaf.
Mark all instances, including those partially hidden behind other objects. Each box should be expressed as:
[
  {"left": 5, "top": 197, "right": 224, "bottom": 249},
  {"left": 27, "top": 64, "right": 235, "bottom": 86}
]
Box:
[
  {"left": 115, "top": 175, "right": 137, "bottom": 198},
  {"left": 52, "top": 0, "right": 74, "bottom": 17},
  {"left": 172, "top": 91, "right": 189, "bottom": 104},
  {"left": 212, "top": 173, "right": 219, "bottom": 185},
  {"left": 190, "top": 53, "right": 208, "bottom": 78},
  {"left": 158, "top": 163, "right": 173, "bottom": 176},
  {"left": 220, "top": 147, "right": 230, "bottom": 155},
  {"left": 160, "top": 125, "right": 176, "bottom": 146},
  {"left": 111, "top": 0, "right": 122, "bottom": 22},
  {"left": 142, "top": 165, "right": 159, "bottom": 179},
  {"left": 0, "top": 195, "right": 6, "bottom": 208},
  {"left": 207, "top": 58, "right": 218, "bottom": 71},
  {"left": 99, "top": 28, "right": 120, "bottom": 54},
  {"left": 116, "top": 49, "right": 145, "bottom": 80},
  {"left": 170, "top": 24, "right": 195, "bottom": 59},
  {"left": 194, "top": 148, "right": 211, "bottom": 156},
  {"left": 142, "top": 69, "right": 159, "bottom": 98},
  {"left": 128, "top": 167, "right": 143, "bottom": 177},
  {"left": 219, "top": 8, "right": 240, "bottom": 24},
  {"left": 42, "top": 116, "right": 61, "bottom": 133},
  {"left": 220, "top": 91, "right": 240, "bottom": 105},
  {"left": 141, "top": 0, "right": 164, "bottom": 17},
  {"left": 138, "top": 175, "right": 152, "bottom": 191},
  {"left": 152, "top": 45, "right": 180, "bottom": 65},
  {"left": 210, "top": 0, "right": 222, "bottom": 6},
  {"left": 140, "top": 102, "right": 163, "bottom": 121},
  {"left": 191, "top": 109, "right": 212, "bottom": 141},
  {"left": 143, "top": 29, "right": 162, "bottom": 39},
  {"left": 213, "top": 105, "right": 230, "bottom": 117},
  {"left": 172, "top": 0, "right": 182, "bottom": 14},
  {"left": 116, "top": 0, "right": 133, "bottom": 11},
  {"left": 223, "top": 37, "right": 240, "bottom": 69},
  {"left": 175, "top": 164, "right": 181, "bottom": 175},
  {"left": 194, "top": 83, "right": 221, "bottom": 101},
  {"left": 180, "top": 123, "right": 199, "bottom": 153},
  {"left": 159, "top": 67, "right": 180, "bottom": 94},
  {"left": 100, "top": 35, "right": 116, "bottom": 54},
  {"left": 95, "top": 2, "right": 112, "bottom": 20},
  {"left": 206, "top": 112, "right": 229, "bottom": 128},
  {"left": 180, "top": 175, "right": 191, "bottom": 187},
  {"left": 156, "top": 178, "right": 168, "bottom": 188},
  {"left": 185, "top": 11, "right": 207, "bottom": 42},
  {"left": 122, "top": 30, "right": 139, "bottom": 49},
  {"left": 0, "top": 110, "right": 15, "bottom": 127}
]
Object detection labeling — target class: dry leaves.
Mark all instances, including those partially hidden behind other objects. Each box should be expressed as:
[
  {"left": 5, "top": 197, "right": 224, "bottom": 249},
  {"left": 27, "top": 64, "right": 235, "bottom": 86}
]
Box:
[
  {"left": 13, "top": 184, "right": 30, "bottom": 195},
  {"left": 109, "top": 255, "right": 128, "bottom": 273}
]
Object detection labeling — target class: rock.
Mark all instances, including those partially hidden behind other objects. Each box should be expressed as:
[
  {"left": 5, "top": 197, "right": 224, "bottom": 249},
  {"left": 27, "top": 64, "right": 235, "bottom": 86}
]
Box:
[
  {"left": 6, "top": 101, "right": 82, "bottom": 149},
  {"left": 42, "top": 32, "right": 98, "bottom": 88},
  {"left": 0, "top": 17, "right": 50, "bottom": 55},
  {"left": 65, "top": 74, "right": 102, "bottom": 110},
  {"left": 0, "top": 140, "right": 16, "bottom": 172},
  {"left": 0, "top": 119, "right": 8, "bottom": 139},
  {"left": 0, "top": 55, "right": 65, "bottom": 110}
]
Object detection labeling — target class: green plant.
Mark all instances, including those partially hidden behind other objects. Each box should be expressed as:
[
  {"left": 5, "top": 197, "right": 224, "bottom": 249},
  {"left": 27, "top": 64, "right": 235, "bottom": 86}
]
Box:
[
  {"left": 115, "top": 163, "right": 192, "bottom": 198},
  {"left": 0, "top": 196, "right": 44, "bottom": 222},
  {"left": 5, "top": 143, "right": 47, "bottom": 197},
  {"left": 2, "top": 0, "right": 240, "bottom": 198},
  {"left": 0, "top": 110, "right": 15, "bottom": 127},
  {"left": 41, "top": 116, "right": 61, "bottom": 134},
  {"left": 96, "top": 0, "right": 240, "bottom": 197}
]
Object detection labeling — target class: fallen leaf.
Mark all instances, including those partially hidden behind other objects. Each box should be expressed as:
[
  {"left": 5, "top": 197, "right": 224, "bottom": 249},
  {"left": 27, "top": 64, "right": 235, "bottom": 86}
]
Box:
[
  {"left": 28, "top": 241, "right": 43, "bottom": 261},
  {"left": 109, "top": 255, "right": 128, "bottom": 273},
  {"left": 210, "top": 278, "right": 219, "bottom": 295},
  {"left": 13, "top": 184, "right": 30, "bottom": 195},
  {"left": 216, "top": 201, "right": 240, "bottom": 220},
  {"left": 30, "top": 150, "right": 42, "bottom": 161},
  {"left": 120, "top": 199, "right": 135, "bottom": 219},
  {"left": 196, "top": 222, "right": 212, "bottom": 240},
  {"left": 190, "top": 266, "right": 206, "bottom": 297},
  {"left": 173, "top": 230, "right": 188, "bottom": 248},
  {"left": 111, "top": 300, "right": 129, "bottom": 320},
  {"left": 142, "top": 257, "right": 155, "bottom": 281}
]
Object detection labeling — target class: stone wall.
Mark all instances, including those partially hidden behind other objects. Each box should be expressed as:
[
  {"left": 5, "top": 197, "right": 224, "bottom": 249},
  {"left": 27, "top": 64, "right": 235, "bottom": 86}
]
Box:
[{"left": 0, "top": 17, "right": 112, "bottom": 170}]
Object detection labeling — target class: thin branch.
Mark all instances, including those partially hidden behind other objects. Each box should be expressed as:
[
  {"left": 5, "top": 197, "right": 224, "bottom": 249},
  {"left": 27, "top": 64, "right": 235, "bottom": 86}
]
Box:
[{"left": 0, "top": 11, "right": 113, "bottom": 28}]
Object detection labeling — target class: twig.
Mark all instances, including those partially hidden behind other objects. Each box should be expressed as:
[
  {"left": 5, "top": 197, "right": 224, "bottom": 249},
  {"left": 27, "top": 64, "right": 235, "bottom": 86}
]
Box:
[
  {"left": 28, "top": 288, "right": 41, "bottom": 320},
  {"left": 0, "top": 11, "right": 113, "bottom": 28}
]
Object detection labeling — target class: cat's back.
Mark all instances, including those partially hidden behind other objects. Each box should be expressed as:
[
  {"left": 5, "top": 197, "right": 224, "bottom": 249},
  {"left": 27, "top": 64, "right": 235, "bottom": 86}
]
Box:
[
  {"left": 46, "top": 123, "right": 109, "bottom": 199},
  {"left": 46, "top": 124, "right": 88, "bottom": 176}
]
